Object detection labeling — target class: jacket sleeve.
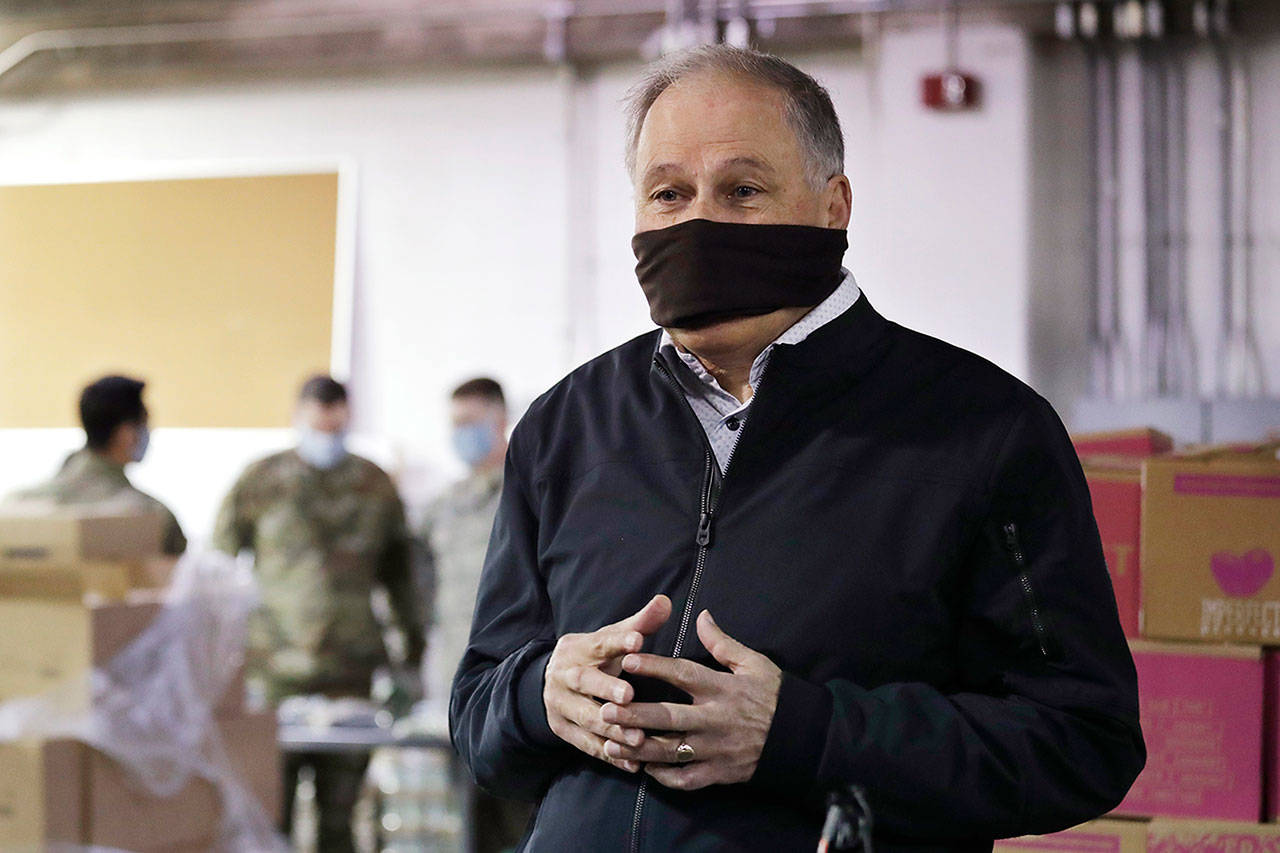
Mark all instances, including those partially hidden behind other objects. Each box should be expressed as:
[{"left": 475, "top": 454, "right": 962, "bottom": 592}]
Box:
[
  {"left": 449, "top": 431, "right": 572, "bottom": 801},
  {"left": 749, "top": 394, "right": 1145, "bottom": 839}
]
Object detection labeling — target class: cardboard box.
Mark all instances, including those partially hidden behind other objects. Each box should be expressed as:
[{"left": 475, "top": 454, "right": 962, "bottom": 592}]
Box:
[
  {"left": 1140, "top": 451, "right": 1280, "bottom": 643},
  {"left": 132, "top": 554, "right": 179, "bottom": 589},
  {"left": 219, "top": 664, "right": 247, "bottom": 715},
  {"left": 0, "top": 739, "right": 83, "bottom": 847},
  {"left": 0, "top": 596, "right": 245, "bottom": 714},
  {"left": 0, "top": 598, "right": 161, "bottom": 703},
  {"left": 1146, "top": 818, "right": 1280, "bottom": 850},
  {"left": 1075, "top": 428, "right": 1175, "bottom": 460},
  {"left": 0, "top": 554, "right": 173, "bottom": 603},
  {"left": 1085, "top": 461, "right": 1143, "bottom": 638},
  {"left": 0, "top": 560, "right": 131, "bottom": 600},
  {"left": 0, "top": 712, "right": 280, "bottom": 851},
  {"left": 996, "top": 818, "right": 1148, "bottom": 853},
  {"left": 0, "top": 505, "right": 164, "bottom": 568},
  {"left": 1114, "top": 641, "right": 1263, "bottom": 822}
]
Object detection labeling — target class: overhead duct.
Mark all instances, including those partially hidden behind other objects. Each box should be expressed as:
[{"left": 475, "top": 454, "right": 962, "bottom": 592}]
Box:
[
  {"left": 0, "top": 1, "right": 1092, "bottom": 95},
  {"left": 1160, "top": 4, "right": 1197, "bottom": 398},
  {"left": 1078, "top": 1, "right": 1133, "bottom": 400},
  {"left": 1208, "top": 0, "right": 1265, "bottom": 397},
  {"left": 1139, "top": 0, "right": 1174, "bottom": 398},
  {"left": 656, "top": 0, "right": 718, "bottom": 55}
]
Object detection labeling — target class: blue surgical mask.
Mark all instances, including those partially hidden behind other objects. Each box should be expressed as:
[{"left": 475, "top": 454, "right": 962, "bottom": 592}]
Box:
[
  {"left": 452, "top": 422, "right": 497, "bottom": 468},
  {"left": 297, "top": 428, "right": 348, "bottom": 470},
  {"left": 131, "top": 424, "right": 150, "bottom": 463}
]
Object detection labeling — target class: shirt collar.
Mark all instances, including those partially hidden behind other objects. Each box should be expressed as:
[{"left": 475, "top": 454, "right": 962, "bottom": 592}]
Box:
[{"left": 658, "top": 269, "right": 861, "bottom": 396}]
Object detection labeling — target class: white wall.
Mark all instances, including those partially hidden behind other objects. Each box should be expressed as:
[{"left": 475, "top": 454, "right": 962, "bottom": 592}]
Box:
[
  {"left": 1, "top": 22, "right": 1276, "bottom": 539},
  {"left": 812, "top": 25, "right": 1036, "bottom": 382},
  {"left": 0, "top": 68, "right": 578, "bottom": 532}
]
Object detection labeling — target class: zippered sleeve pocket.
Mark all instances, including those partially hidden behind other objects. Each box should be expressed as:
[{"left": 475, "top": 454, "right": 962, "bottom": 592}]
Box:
[{"left": 1000, "top": 521, "right": 1063, "bottom": 663}]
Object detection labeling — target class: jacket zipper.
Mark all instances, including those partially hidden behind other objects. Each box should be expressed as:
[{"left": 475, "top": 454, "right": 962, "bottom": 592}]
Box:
[
  {"left": 630, "top": 778, "right": 648, "bottom": 853},
  {"left": 629, "top": 356, "right": 763, "bottom": 853},
  {"left": 1002, "top": 521, "right": 1052, "bottom": 660},
  {"left": 673, "top": 452, "right": 715, "bottom": 657}
]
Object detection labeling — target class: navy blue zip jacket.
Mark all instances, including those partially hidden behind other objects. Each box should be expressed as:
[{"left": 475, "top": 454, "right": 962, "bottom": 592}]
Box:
[{"left": 451, "top": 295, "right": 1145, "bottom": 851}]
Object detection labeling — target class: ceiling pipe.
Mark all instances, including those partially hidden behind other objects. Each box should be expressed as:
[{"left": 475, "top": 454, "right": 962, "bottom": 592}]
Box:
[
  {"left": 1160, "top": 11, "right": 1198, "bottom": 397},
  {"left": 1139, "top": 0, "right": 1172, "bottom": 398},
  {"left": 1210, "top": 2, "right": 1265, "bottom": 397},
  {"left": 0, "top": 0, "right": 1078, "bottom": 89},
  {"left": 1081, "top": 1, "right": 1133, "bottom": 400},
  {"left": 723, "top": 0, "right": 753, "bottom": 46},
  {"left": 0, "top": 15, "right": 402, "bottom": 82},
  {"left": 657, "top": 0, "right": 717, "bottom": 55}
]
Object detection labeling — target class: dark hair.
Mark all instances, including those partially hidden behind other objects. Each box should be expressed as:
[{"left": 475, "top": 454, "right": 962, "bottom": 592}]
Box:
[
  {"left": 451, "top": 377, "right": 505, "bottom": 408},
  {"left": 80, "top": 375, "right": 147, "bottom": 450},
  {"left": 299, "top": 374, "right": 348, "bottom": 406}
]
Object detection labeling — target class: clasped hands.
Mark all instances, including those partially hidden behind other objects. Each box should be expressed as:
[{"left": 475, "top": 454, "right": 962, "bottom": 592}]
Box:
[{"left": 542, "top": 594, "right": 782, "bottom": 791}]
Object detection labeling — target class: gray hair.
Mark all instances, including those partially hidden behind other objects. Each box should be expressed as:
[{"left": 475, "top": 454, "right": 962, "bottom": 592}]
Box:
[{"left": 623, "top": 44, "right": 845, "bottom": 189}]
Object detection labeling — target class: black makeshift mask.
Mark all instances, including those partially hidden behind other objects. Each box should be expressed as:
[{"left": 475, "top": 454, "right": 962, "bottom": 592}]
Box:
[{"left": 631, "top": 218, "right": 848, "bottom": 329}]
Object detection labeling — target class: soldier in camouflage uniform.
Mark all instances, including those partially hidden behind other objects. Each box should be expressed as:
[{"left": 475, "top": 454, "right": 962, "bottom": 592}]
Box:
[
  {"left": 419, "top": 378, "right": 532, "bottom": 853},
  {"left": 213, "top": 375, "right": 424, "bottom": 853},
  {"left": 6, "top": 375, "right": 186, "bottom": 554}
]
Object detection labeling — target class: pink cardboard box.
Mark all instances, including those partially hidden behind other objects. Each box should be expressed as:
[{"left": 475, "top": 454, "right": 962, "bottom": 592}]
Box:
[
  {"left": 1114, "top": 641, "right": 1263, "bottom": 822},
  {"left": 995, "top": 818, "right": 1147, "bottom": 853},
  {"left": 1147, "top": 818, "right": 1280, "bottom": 851}
]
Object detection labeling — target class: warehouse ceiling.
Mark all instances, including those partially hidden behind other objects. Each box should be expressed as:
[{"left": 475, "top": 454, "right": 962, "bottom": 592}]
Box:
[{"left": 0, "top": 0, "right": 1274, "bottom": 95}]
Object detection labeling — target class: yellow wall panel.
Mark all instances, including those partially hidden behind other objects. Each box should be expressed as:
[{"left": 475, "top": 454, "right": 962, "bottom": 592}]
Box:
[{"left": 0, "top": 171, "right": 339, "bottom": 428}]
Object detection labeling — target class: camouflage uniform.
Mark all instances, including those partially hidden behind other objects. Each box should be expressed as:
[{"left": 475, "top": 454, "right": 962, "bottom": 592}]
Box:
[
  {"left": 212, "top": 448, "right": 424, "bottom": 701},
  {"left": 419, "top": 467, "right": 532, "bottom": 853},
  {"left": 418, "top": 467, "right": 503, "bottom": 706},
  {"left": 213, "top": 448, "right": 424, "bottom": 853},
  {"left": 5, "top": 448, "right": 187, "bottom": 555}
]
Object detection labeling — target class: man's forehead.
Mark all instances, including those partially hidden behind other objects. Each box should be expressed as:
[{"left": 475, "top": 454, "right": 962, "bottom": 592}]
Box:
[
  {"left": 650, "top": 69, "right": 785, "bottom": 109},
  {"left": 637, "top": 75, "right": 798, "bottom": 168},
  {"left": 640, "top": 155, "right": 777, "bottom": 184},
  {"left": 643, "top": 73, "right": 788, "bottom": 133}
]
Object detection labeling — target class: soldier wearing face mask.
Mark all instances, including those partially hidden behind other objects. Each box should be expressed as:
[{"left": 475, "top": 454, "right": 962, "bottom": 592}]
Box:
[
  {"left": 212, "top": 374, "right": 423, "bottom": 853},
  {"left": 5, "top": 374, "right": 186, "bottom": 555},
  {"left": 417, "top": 377, "right": 532, "bottom": 853}
]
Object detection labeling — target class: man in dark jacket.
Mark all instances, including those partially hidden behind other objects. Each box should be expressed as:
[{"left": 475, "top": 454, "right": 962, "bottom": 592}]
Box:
[{"left": 451, "top": 45, "right": 1144, "bottom": 851}]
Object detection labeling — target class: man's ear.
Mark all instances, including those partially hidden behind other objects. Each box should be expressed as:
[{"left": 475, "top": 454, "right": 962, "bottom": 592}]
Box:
[{"left": 824, "top": 175, "right": 853, "bottom": 230}]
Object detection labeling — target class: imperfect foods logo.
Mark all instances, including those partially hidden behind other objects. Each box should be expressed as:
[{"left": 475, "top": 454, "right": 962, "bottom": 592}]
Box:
[{"left": 1211, "top": 549, "right": 1275, "bottom": 598}]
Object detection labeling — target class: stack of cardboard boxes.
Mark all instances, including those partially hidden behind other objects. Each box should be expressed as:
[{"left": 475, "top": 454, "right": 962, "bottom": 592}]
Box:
[
  {"left": 997, "top": 430, "right": 1280, "bottom": 849},
  {"left": 0, "top": 505, "right": 280, "bottom": 851}
]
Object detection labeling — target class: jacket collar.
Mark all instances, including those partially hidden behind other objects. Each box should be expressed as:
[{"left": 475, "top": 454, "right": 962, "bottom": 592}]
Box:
[
  {"left": 769, "top": 292, "right": 892, "bottom": 372},
  {"left": 648, "top": 292, "right": 893, "bottom": 378},
  {"left": 645, "top": 294, "right": 895, "bottom": 472}
]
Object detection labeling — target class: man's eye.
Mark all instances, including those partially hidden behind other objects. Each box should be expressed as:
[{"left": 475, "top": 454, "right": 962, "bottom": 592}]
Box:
[
  {"left": 732, "top": 185, "right": 759, "bottom": 199},
  {"left": 652, "top": 189, "right": 680, "bottom": 203}
]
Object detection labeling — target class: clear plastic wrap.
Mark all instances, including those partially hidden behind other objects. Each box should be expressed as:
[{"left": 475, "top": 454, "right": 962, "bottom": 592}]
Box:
[{"left": 0, "top": 548, "right": 287, "bottom": 852}]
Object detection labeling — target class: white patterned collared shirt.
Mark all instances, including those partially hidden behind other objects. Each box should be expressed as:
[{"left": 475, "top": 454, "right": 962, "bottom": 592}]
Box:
[{"left": 657, "top": 269, "right": 862, "bottom": 473}]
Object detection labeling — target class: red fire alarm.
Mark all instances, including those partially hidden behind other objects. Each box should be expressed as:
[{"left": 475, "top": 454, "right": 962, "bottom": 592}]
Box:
[
  {"left": 922, "top": 1, "right": 981, "bottom": 111},
  {"left": 922, "top": 71, "right": 981, "bottom": 110}
]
